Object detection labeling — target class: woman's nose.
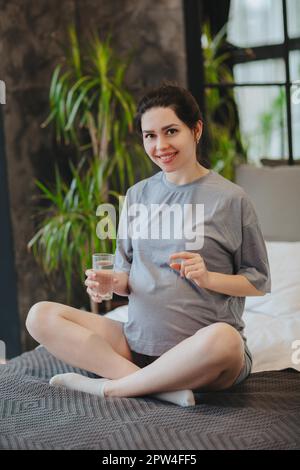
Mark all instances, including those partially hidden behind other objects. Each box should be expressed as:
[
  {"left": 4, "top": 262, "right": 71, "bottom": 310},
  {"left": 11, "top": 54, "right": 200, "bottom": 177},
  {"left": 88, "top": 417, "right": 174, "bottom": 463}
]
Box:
[{"left": 156, "top": 135, "right": 169, "bottom": 150}]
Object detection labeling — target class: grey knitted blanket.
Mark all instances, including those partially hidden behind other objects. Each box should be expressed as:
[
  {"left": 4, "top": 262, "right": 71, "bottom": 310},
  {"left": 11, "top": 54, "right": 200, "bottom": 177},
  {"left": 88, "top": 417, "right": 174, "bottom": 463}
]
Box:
[{"left": 0, "top": 346, "right": 299, "bottom": 450}]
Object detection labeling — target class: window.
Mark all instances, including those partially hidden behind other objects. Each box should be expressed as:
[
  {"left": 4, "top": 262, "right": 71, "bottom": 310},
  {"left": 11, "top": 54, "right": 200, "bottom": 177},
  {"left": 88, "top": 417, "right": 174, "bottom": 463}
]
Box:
[{"left": 204, "top": 0, "right": 300, "bottom": 165}]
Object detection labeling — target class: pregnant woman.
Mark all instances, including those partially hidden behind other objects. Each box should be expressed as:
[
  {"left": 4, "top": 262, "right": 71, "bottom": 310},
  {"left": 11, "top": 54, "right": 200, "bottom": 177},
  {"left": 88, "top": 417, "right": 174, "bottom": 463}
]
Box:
[{"left": 26, "top": 83, "right": 271, "bottom": 406}]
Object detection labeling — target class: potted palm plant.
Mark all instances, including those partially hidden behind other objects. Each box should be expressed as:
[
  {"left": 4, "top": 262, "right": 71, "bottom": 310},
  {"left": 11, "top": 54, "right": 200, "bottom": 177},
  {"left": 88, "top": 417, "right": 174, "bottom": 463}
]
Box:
[{"left": 28, "top": 26, "right": 152, "bottom": 311}]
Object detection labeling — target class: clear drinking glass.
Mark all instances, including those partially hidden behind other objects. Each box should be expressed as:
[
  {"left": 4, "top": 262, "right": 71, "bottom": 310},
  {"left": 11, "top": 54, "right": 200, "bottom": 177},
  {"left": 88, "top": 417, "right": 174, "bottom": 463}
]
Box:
[{"left": 92, "top": 253, "right": 115, "bottom": 301}]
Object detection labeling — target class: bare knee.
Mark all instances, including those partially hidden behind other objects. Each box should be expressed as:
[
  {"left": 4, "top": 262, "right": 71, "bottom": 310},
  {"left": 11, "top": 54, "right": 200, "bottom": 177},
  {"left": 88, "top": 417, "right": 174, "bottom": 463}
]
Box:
[
  {"left": 195, "top": 322, "right": 244, "bottom": 366},
  {"left": 26, "top": 301, "right": 58, "bottom": 343}
]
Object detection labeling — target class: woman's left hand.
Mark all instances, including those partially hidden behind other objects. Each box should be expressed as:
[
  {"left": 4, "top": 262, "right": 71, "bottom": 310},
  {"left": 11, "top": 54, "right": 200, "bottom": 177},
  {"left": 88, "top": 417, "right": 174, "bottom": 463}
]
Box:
[{"left": 169, "top": 251, "right": 210, "bottom": 288}]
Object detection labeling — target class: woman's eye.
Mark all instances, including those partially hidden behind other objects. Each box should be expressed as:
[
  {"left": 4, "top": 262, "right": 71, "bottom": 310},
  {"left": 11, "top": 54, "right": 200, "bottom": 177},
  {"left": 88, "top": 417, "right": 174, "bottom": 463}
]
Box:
[{"left": 144, "top": 129, "right": 177, "bottom": 139}]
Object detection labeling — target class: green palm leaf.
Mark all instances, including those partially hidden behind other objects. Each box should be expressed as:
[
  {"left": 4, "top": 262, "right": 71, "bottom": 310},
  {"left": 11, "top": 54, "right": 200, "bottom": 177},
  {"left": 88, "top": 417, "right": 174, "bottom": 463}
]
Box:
[{"left": 29, "top": 25, "right": 152, "bottom": 304}]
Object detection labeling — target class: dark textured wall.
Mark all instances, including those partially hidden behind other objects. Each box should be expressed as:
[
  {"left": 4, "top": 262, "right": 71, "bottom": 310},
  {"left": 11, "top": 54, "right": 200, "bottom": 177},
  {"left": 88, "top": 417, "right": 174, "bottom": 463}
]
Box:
[
  {"left": 75, "top": 0, "right": 187, "bottom": 92},
  {"left": 0, "top": 0, "right": 77, "bottom": 352},
  {"left": 0, "top": 0, "right": 187, "bottom": 352}
]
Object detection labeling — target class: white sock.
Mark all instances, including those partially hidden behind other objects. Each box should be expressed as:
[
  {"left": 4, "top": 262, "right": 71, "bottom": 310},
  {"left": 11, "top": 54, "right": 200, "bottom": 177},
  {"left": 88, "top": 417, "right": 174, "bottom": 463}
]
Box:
[
  {"left": 49, "top": 373, "right": 109, "bottom": 397},
  {"left": 152, "top": 389, "right": 195, "bottom": 407},
  {"left": 49, "top": 373, "right": 195, "bottom": 407}
]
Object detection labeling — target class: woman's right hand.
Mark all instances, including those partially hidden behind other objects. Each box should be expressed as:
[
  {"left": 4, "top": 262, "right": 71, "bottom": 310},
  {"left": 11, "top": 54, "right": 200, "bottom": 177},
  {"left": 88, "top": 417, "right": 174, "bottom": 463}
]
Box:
[{"left": 85, "top": 269, "right": 117, "bottom": 303}]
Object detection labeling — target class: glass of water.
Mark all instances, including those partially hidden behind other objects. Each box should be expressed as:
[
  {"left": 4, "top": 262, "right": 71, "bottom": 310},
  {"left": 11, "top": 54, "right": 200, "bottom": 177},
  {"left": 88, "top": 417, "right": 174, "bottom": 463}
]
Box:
[{"left": 92, "top": 253, "right": 115, "bottom": 301}]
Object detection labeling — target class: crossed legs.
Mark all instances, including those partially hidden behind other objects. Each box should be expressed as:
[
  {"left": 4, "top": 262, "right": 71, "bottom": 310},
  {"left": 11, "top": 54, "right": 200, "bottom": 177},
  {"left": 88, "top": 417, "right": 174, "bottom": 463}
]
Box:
[
  {"left": 26, "top": 302, "right": 245, "bottom": 400},
  {"left": 103, "top": 322, "right": 245, "bottom": 398}
]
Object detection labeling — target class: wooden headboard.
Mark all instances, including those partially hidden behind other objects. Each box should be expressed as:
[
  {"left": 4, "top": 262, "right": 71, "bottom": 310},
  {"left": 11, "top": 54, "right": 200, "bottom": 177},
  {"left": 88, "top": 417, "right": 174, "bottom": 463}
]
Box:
[{"left": 235, "top": 164, "right": 300, "bottom": 242}]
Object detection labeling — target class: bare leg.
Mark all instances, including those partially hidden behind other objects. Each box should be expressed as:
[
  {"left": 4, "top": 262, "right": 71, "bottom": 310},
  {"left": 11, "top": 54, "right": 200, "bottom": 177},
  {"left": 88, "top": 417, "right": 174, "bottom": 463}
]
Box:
[
  {"left": 44, "top": 323, "right": 140, "bottom": 379},
  {"left": 26, "top": 301, "right": 140, "bottom": 379},
  {"left": 28, "top": 302, "right": 197, "bottom": 407},
  {"left": 104, "top": 323, "right": 245, "bottom": 397}
]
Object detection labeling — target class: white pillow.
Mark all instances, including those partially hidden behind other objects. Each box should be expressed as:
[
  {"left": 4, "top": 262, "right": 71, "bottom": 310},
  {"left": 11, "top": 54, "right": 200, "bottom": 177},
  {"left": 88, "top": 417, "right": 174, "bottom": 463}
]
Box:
[
  {"left": 245, "top": 241, "right": 300, "bottom": 317},
  {"left": 244, "top": 312, "right": 300, "bottom": 373},
  {"left": 105, "top": 304, "right": 128, "bottom": 322},
  {"left": 244, "top": 241, "right": 300, "bottom": 372}
]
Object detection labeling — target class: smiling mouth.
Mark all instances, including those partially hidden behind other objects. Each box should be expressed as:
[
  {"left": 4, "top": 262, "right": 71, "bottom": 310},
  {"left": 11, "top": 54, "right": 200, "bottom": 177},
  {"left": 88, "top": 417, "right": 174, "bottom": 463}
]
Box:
[{"left": 156, "top": 152, "right": 178, "bottom": 163}]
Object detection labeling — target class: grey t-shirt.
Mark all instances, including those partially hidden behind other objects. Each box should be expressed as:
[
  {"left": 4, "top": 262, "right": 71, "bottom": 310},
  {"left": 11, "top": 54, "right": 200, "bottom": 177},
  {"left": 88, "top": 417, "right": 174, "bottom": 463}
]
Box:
[{"left": 114, "top": 170, "right": 271, "bottom": 356}]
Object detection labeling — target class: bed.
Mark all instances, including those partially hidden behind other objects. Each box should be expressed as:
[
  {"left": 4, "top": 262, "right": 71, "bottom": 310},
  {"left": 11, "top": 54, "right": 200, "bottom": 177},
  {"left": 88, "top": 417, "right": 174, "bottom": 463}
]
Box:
[{"left": 1, "top": 164, "right": 300, "bottom": 450}]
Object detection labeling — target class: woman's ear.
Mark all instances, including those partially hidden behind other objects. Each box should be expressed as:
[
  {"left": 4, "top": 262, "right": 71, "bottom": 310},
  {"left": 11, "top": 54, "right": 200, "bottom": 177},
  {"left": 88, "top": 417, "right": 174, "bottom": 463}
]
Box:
[{"left": 194, "top": 120, "right": 203, "bottom": 143}]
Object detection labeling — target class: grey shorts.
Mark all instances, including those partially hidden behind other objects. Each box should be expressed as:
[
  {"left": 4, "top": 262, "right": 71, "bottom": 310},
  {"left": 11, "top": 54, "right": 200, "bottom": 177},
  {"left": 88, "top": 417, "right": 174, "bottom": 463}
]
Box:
[
  {"left": 127, "top": 340, "right": 253, "bottom": 389},
  {"left": 231, "top": 340, "right": 253, "bottom": 387}
]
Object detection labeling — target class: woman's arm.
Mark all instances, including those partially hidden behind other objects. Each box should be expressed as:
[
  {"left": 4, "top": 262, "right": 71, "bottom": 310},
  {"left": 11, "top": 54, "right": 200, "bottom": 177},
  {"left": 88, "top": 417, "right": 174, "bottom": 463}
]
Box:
[
  {"left": 204, "top": 272, "right": 265, "bottom": 297},
  {"left": 169, "top": 252, "right": 265, "bottom": 297}
]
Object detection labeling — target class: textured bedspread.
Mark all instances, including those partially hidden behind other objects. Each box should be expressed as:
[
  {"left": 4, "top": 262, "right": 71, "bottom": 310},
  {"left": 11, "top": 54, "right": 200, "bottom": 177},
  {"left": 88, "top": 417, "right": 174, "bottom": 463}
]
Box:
[{"left": 0, "top": 346, "right": 300, "bottom": 450}]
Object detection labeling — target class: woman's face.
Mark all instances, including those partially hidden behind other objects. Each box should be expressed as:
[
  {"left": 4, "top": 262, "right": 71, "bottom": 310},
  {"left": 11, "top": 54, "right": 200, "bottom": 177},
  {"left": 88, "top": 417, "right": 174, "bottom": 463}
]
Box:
[{"left": 141, "top": 107, "right": 202, "bottom": 173}]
